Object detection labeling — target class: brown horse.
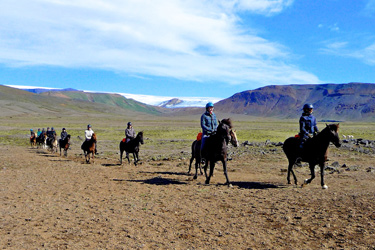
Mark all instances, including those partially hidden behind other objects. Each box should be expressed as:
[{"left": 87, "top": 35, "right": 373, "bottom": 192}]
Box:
[
  {"left": 36, "top": 131, "right": 47, "bottom": 149},
  {"left": 283, "top": 124, "right": 341, "bottom": 189},
  {"left": 188, "top": 139, "right": 203, "bottom": 178},
  {"left": 201, "top": 118, "right": 239, "bottom": 186},
  {"left": 30, "top": 134, "right": 36, "bottom": 148},
  {"left": 81, "top": 133, "right": 97, "bottom": 163},
  {"left": 47, "top": 134, "right": 58, "bottom": 153},
  {"left": 119, "top": 132, "right": 144, "bottom": 165},
  {"left": 59, "top": 135, "right": 70, "bottom": 157}
]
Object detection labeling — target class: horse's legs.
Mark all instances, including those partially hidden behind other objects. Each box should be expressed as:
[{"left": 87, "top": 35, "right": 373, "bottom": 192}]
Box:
[
  {"left": 193, "top": 160, "right": 199, "bottom": 179},
  {"left": 203, "top": 160, "right": 209, "bottom": 180},
  {"left": 320, "top": 163, "right": 328, "bottom": 189},
  {"left": 125, "top": 152, "right": 130, "bottom": 164},
  {"left": 120, "top": 150, "right": 123, "bottom": 164},
  {"left": 188, "top": 156, "right": 194, "bottom": 174},
  {"left": 287, "top": 161, "right": 298, "bottom": 185},
  {"left": 222, "top": 159, "right": 231, "bottom": 186},
  {"left": 303, "top": 163, "right": 316, "bottom": 186},
  {"left": 133, "top": 152, "right": 137, "bottom": 166},
  {"left": 205, "top": 161, "right": 215, "bottom": 185}
]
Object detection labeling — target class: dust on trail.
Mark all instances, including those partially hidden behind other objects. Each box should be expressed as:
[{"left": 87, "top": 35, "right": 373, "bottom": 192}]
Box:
[{"left": 1, "top": 145, "right": 375, "bottom": 249}]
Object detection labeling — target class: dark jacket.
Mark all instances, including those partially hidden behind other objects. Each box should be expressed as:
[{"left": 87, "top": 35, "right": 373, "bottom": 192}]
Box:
[{"left": 299, "top": 113, "right": 318, "bottom": 139}]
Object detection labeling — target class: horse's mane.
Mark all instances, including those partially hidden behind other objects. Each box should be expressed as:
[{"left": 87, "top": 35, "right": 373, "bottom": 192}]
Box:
[
  {"left": 220, "top": 118, "right": 233, "bottom": 129},
  {"left": 322, "top": 123, "right": 340, "bottom": 133}
]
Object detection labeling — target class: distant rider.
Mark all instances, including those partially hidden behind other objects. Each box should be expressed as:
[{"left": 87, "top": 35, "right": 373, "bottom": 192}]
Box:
[
  {"left": 60, "top": 128, "right": 68, "bottom": 145},
  {"left": 37, "top": 128, "right": 42, "bottom": 137},
  {"left": 30, "top": 129, "right": 35, "bottom": 138},
  {"left": 299, "top": 103, "right": 319, "bottom": 148},
  {"left": 200, "top": 102, "right": 218, "bottom": 158},
  {"left": 125, "top": 122, "right": 136, "bottom": 143},
  {"left": 84, "top": 124, "right": 97, "bottom": 154}
]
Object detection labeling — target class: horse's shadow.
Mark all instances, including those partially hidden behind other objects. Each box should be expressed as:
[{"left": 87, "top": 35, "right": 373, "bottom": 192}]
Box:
[
  {"left": 138, "top": 171, "right": 189, "bottom": 176},
  {"left": 102, "top": 163, "right": 122, "bottom": 167},
  {"left": 121, "top": 176, "right": 188, "bottom": 185},
  {"left": 230, "top": 181, "right": 285, "bottom": 190}
]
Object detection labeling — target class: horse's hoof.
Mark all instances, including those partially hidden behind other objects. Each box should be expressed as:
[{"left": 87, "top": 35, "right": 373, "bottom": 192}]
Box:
[
  {"left": 193, "top": 175, "right": 197, "bottom": 180},
  {"left": 322, "top": 185, "right": 328, "bottom": 189}
]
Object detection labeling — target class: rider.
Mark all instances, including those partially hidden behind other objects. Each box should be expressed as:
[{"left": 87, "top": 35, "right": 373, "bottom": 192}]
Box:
[
  {"left": 299, "top": 103, "right": 319, "bottom": 148},
  {"left": 200, "top": 102, "right": 218, "bottom": 157},
  {"left": 30, "top": 129, "right": 35, "bottom": 138},
  {"left": 125, "top": 122, "right": 136, "bottom": 143},
  {"left": 46, "top": 127, "right": 56, "bottom": 145},
  {"left": 37, "top": 128, "right": 42, "bottom": 137},
  {"left": 60, "top": 128, "right": 68, "bottom": 145},
  {"left": 85, "top": 124, "right": 98, "bottom": 154}
]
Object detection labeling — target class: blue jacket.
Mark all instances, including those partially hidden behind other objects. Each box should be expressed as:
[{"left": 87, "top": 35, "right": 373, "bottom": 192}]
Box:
[
  {"left": 299, "top": 113, "right": 318, "bottom": 138},
  {"left": 201, "top": 111, "right": 218, "bottom": 135}
]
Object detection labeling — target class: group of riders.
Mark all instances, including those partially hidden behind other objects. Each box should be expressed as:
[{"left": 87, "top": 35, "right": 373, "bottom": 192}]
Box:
[
  {"left": 30, "top": 102, "right": 317, "bottom": 155},
  {"left": 30, "top": 127, "right": 68, "bottom": 147},
  {"left": 199, "top": 101, "right": 317, "bottom": 153}
]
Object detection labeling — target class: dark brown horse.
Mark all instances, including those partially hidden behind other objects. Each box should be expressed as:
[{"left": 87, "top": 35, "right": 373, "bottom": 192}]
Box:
[
  {"left": 36, "top": 131, "right": 47, "bottom": 149},
  {"left": 188, "top": 139, "right": 203, "bottom": 178},
  {"left": 119, "top": 131, "right": 144, "bottom": 165},
  {"left": 59, "top": 135, "right": 70, "bottom": 157},
  {"left": 81, "top": 133, "right": 97, "bottom": 163},
  {"left": 201, "top": 118, "right": 239, "bottom": 186},
  {"left": 283, "top": 124, "right": 341, "bottom": 189}
]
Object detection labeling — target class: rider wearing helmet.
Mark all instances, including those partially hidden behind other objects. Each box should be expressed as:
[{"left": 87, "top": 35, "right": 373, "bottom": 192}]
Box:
[
  {"left": 84, "top": 124, "right": 98, "bottom": 154},
  {"left": 125, "top": 122, "right": 136, "bottom": 143},
  {"left": 30, "top": 129, "right": 35, "bottom": 138},
  {"left": 60, "top": 128, "right": 68, "bottom": 141},
  {"left": 200, "top": 102, "right": 218, "bottom": 153},
  {"left": 299, "top": 103, "right": 319, "bottom": 148}
]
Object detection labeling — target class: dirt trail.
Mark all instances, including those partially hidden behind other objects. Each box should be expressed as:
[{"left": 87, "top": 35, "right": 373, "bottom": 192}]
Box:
[{"left": 1, "top": 145, "right": 375, "bottom": 249}]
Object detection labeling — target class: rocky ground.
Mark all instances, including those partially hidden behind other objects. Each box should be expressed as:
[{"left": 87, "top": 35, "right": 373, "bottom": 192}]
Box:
[{"left": 1, "top": 142, "right": 375, "bottom": 249}]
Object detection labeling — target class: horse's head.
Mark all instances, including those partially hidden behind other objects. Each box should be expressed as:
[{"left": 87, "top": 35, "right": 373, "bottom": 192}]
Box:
[
  {"left": 324, "top": 123, "right": 341, "bottom": 148},
  {"left": 217, "top": 118, "right": 233, "bottom": 145},
  {"left": 229, "top": 129, "right": 239, "bottom": 147},
  {"left": 92, "top": 133, "right": 97, "bottom": 142},
  {"left": 137, "top": 131, "right": 144, "bottom": 145}
]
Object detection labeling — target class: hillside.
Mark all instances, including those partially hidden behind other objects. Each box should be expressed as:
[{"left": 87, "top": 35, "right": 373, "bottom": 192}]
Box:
[
  {"left": 0, "top": 85, "right": 163, "bottom": 117},
  {"left": 215, "top": 82, "right": 375, "bottom": 121}
]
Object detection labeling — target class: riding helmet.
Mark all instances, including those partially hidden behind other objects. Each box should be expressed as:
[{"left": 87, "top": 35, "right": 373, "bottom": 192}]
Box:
[
  {"left": 87, "top": 124, "right": 92, "bottom": 128},
  {"left": 62, "top": 128, "right": 66, "bottom": 130},
  {"left": 303, "top": 103, "right": 314, "bottom": 110},
  {"left": 206, "top": 102, "right": 214, "bottom": 108},
  {"left": 127, "top": 122, "right": 132, "bottom": 126},
  {"left": 30, "top": 129, "right": 33, "bottom": 131}
]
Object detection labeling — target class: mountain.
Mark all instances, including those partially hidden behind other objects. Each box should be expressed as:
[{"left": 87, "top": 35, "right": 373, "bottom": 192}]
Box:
[
  {"left": 0, "top": 85, "right": 163, "bottom": 117},
  {"left": 215, "top": 82, "right": 375, "bottom": 121},
  {"left": 6, "top": 85, "right": 221, "bottom": 108}
]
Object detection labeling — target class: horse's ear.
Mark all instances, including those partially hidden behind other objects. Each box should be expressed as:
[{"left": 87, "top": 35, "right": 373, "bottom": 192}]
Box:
[
  {"left": 218, "top": 119, "right": 221, "bottom": 124},
  {"left": 326, "top": 123, "right": 329, "bottom": 128}
]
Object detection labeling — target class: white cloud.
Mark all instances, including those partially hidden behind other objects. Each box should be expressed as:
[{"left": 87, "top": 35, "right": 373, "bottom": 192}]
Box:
[{"left": 0, "top": 0, "right": 319, "bottom": 86}]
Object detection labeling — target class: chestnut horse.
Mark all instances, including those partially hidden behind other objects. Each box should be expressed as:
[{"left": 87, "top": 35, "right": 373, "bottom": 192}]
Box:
[
  {"left": 283, "top": 124, "right": 341, "bottom": 189},
  {"left": 119, "top": 131, "right": 144, "bottom": 165},
  {"left": 81, "top": 133, "right": 97, "bottom": 163},
  {"left": 30, "top": 134, "right": 36, "bottom": 148},
  {"left": 201, "top": 118, "right": 239, "bottom": 186},
  {"left": 59, "top": 135, "right": 70, "bottom": 157}
]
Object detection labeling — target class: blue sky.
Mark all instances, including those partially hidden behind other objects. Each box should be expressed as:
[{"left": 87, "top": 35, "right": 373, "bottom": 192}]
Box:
[{"left": 1, "top": 0, "right": 375, "bottom": 100}]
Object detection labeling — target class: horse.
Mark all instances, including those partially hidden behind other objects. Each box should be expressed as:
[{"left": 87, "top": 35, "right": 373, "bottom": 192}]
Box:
[
  {"left": 36, "top": 132, "right": 47, "bottom": 149},
  {"left": 119, "top": 131, "right": 144, "bottom": 165},
  {"left": 201, "top": 118, "right": 239, "bottom": 186},
  {"left": 81, "top": 133, "right": 97, "bottom": 163},
  {"left": 282, "top": 124, "right": 341, "bottom": 189},
  {"left": 30, "top": 134, "right": 36, "bottom": 148},
  {"left": 188, "top": 139, "right": 203, "bottom": 177},
  {"left": 47, "top": 134, "right": 58, "bottom": 153},
  {"left": 59, "top": 135, "right": 71, "bottom": 157}
]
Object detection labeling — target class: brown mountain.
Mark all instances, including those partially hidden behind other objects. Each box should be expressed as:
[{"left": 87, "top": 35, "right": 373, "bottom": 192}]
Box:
[{"left": 214, "top": 82, "right": 375, "bottom": 121}]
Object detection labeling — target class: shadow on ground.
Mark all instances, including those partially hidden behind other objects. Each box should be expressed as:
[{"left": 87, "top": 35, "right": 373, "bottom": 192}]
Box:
[
  {"left": 230, "top": 181, "right": 285, "bottom": 189},
  {"left": 117, "top": 176, "right": 188, "bottom": 185}
]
